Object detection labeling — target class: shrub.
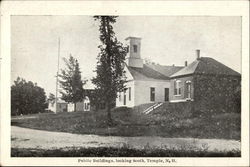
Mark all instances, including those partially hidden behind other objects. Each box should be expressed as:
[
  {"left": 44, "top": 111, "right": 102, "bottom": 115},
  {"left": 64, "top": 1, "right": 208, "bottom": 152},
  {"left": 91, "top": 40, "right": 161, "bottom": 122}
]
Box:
[{"left": 11, "top": 77, "right": 47, "bottom": 116}]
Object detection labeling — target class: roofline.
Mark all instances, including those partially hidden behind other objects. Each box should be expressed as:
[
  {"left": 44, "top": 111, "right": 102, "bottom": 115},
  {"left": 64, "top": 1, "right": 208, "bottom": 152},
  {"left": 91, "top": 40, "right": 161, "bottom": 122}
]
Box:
[
  {"left": 170, "top": 72, "right": 241, "bottom": 79},
  {"left": 134, "top": 78, "right": 171, "bottom": 82},
  {"left": 124, "top": 63, "right": 136, "bottom": 80},
  {"left": 170, "top": 73, "right": 193, "bottom": 79},
  {"left": 126, "top": 78, "right": 170, "bottom": 82},
  {"left": 194, "top": 72, "right": 241, "bottom": 78},
  {"left": 127, "top": 64, "right": 171, "bottom": 80},
  {"left": 146, "top": 64, "right": 184, "bottom": 68},
  {"left": 125, "top": 36, "right": 142, "bottom": 40},
  {"left": 126, "top": 57, "right": 142, "bottom": 60}
]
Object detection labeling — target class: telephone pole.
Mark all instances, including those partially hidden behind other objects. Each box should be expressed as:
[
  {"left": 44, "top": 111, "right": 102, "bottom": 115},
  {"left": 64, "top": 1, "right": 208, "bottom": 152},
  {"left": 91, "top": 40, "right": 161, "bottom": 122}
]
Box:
[{"left": 55, "top": 38, "right": 60, "bottom": 113}]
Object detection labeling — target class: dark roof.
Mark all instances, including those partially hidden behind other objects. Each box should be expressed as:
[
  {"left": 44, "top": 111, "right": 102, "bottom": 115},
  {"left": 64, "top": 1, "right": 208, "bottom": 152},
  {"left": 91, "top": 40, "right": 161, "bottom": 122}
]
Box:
[
  {"left": 146, "top": 64, "right": 183, "bottom": 77},
  {"left": 170, "top": 57, "right": 241, "bottom": 78},
  {"left": 127, "top": 64, "right": 183, "bottom": 80}
]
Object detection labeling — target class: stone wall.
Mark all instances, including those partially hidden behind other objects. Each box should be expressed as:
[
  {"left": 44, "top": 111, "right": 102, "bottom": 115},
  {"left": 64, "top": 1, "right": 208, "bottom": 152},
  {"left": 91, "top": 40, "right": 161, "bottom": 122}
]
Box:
[{"left": 193, "top": 74, "right": 241, "bottom": 115}]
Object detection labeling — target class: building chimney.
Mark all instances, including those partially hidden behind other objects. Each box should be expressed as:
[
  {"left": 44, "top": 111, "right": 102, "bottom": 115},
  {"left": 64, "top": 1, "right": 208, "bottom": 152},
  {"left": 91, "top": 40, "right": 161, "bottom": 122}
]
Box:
[
  {"left": 185, "top": 61, "right": 188, "bottom": 66},
  {"left": 196, "top": 49, "right": 200, "bottom": 60}
]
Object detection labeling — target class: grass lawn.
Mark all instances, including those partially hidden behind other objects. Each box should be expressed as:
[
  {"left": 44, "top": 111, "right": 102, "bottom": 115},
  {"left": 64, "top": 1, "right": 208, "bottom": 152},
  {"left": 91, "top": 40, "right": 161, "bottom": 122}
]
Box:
[
  {"left": 11, "top": 146, "right": 240, "bottom": 157},
  {"left": 11, "top": 107, "right": 241, "bottom": 140}
]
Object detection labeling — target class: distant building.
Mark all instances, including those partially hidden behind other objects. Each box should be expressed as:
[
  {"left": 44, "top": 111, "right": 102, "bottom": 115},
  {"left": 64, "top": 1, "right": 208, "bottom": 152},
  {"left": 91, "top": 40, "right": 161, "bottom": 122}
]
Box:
[
  {"left": 67, "top": 89, "right": 95, "bottom": 112},
  {"left": 48, "top": 88, "right": 106, "bottom": 113},
  {"left": 48, "top": 99, "right": 68, "bottom": 113}
]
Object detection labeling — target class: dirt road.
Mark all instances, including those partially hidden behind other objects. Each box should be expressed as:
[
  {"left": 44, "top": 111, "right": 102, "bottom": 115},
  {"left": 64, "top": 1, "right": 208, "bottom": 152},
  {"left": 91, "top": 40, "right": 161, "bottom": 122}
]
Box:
[{"left": 11, "top": 126, "right": 240, "bottom": 152}]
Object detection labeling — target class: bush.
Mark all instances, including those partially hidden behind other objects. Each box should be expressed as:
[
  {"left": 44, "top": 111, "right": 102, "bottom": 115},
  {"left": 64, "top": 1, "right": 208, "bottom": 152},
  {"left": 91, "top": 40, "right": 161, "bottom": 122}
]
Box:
[
  {"left": 112, "top": 106, "right": 132, "bottom": 112},
  {"left": 11, "top": 77, "right": 47, "bottom": 116}
]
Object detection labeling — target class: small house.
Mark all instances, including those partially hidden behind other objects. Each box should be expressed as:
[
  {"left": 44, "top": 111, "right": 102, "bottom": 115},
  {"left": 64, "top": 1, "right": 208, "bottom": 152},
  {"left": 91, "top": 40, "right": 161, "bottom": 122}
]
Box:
[
  {"left": 67, "top": 89, "right": 95, "bottom": 112},
  {"left": 48, "top": 99, "right": 68, "bottom": 113}
]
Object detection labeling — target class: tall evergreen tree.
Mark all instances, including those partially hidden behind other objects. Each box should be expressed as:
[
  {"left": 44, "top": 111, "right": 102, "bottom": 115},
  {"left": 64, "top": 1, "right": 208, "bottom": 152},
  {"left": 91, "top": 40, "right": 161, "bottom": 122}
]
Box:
[
  {"left": 92, "top": 16, "right": 127, "bottom": 124},
  {"left": 59, "top": 55, "right": 86, "bottom": 112}
]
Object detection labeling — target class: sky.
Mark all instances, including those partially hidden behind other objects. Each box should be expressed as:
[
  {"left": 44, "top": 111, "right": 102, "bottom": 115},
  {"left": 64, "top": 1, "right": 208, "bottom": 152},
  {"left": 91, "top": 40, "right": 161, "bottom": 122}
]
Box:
[{"left": 11, "top": 16, "right": 241, "bottom": 96}]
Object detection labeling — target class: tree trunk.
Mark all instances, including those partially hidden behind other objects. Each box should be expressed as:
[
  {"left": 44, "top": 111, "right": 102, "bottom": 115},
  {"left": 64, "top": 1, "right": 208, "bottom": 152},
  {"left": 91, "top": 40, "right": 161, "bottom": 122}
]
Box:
[{"left": 106, "top": 102, "right": 112, "bottom": 126}]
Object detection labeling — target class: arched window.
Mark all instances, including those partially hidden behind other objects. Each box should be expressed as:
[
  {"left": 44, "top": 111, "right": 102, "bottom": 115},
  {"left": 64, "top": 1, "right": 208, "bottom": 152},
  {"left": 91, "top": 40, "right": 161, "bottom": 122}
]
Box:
[{"left": 185, "top": 81, "right": 192, "bottom": 99}]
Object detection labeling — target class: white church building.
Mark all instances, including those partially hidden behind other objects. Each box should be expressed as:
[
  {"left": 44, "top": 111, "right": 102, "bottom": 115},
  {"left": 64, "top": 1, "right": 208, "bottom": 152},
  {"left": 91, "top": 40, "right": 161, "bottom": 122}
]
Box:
[{"left": 116, "top": 37, "right": 184, "bottom": 107}]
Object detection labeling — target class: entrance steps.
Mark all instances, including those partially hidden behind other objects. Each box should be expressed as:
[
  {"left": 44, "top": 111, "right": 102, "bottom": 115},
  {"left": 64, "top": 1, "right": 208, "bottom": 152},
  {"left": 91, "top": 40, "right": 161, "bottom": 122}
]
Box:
[
  {"left": 142, "top": 102, "right": 163, "bottom": 115},
  {"left": 132, "top": 101, "right": 193, "bottom": 118}
]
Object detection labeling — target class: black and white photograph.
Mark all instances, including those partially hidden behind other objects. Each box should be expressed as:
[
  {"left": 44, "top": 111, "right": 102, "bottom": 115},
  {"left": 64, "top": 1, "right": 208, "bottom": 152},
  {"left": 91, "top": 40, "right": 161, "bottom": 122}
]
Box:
[
  {"left": 0, "top": 1, "right": 249, "bottom": 166},
  {"left": 10, "top": 15, "right": 242, "bottom": 156}
]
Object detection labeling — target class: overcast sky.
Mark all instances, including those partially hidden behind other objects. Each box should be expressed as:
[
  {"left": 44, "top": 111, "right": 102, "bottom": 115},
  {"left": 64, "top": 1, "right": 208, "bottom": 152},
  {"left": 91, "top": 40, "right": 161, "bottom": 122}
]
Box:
[{"left": 11, "top": 16, "right": 241, "bottom": 96}]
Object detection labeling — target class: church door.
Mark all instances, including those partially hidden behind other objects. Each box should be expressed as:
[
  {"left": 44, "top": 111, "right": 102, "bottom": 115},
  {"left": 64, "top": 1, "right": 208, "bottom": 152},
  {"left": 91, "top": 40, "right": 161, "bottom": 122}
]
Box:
[{"left": 165, "top": 88, "right": 169, "bottom": 101}]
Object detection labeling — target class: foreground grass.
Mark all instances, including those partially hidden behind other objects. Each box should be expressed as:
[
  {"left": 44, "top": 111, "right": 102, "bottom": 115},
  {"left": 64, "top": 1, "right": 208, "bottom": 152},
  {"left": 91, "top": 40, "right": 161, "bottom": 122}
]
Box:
[
  {"left": 11, "top": 108, "right": 241, "bottom": 140},
  {"left": 11, "top": 147, "right": 241, "bottom": 157}
]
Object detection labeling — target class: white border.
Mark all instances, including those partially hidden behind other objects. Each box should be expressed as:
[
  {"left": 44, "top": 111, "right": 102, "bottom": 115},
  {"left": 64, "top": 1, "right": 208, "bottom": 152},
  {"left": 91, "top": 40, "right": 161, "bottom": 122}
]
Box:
[{"left": 0, "top": 1, "right": 249, "bottom": 166}]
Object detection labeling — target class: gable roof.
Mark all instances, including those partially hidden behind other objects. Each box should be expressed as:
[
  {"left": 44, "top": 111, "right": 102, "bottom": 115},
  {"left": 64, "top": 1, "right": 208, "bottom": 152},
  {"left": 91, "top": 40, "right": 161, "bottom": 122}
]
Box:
[
  {"left": 146, "top": 64, "right": 183, "bottom": 77},
  {"left": 170, "top": 57, "right": 241, "bottom": 78},
  {"left": 127, "top": 64, "right": 184, "bottom": 80}
]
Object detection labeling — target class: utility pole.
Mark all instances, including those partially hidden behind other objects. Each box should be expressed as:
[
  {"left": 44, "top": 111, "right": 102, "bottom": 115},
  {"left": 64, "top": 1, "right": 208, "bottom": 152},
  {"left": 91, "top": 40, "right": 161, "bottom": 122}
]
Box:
[{"left": 55, "top": 38, "right": 60, "bottom": 114}]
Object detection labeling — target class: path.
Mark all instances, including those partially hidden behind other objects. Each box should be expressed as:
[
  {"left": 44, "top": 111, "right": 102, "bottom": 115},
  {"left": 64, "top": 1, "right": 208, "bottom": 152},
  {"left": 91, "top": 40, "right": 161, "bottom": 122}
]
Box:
[{"left": 11, "top": 126, "right": 240, "bottom": 152}]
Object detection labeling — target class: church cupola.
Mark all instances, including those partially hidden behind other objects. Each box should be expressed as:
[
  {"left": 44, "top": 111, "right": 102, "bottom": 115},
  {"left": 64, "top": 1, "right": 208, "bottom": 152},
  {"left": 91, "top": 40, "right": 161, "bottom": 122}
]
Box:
[{"left": 125, "top": 37, "right": 143, "bottom": 68}]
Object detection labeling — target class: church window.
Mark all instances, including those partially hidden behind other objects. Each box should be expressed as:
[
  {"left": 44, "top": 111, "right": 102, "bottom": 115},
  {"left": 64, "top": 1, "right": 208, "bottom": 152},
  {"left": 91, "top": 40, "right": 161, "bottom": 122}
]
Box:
[
  {"left": 123, "top": 90, "right": 126, "bottom": 105},
  {"left": 174, "top": 80, "right": 181, "bottom": 95},
  {"left": 150, "top": 87, "right": 155, "bottom": 101},
  {"left": 129, "top": 87, "right": 131, "bottom": 101},
  {"left": 133, "top": 45, "right": 137, "bottom": 53},
  {"left": 118, "top": 92, "right": 121, "bottom": 102}
]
